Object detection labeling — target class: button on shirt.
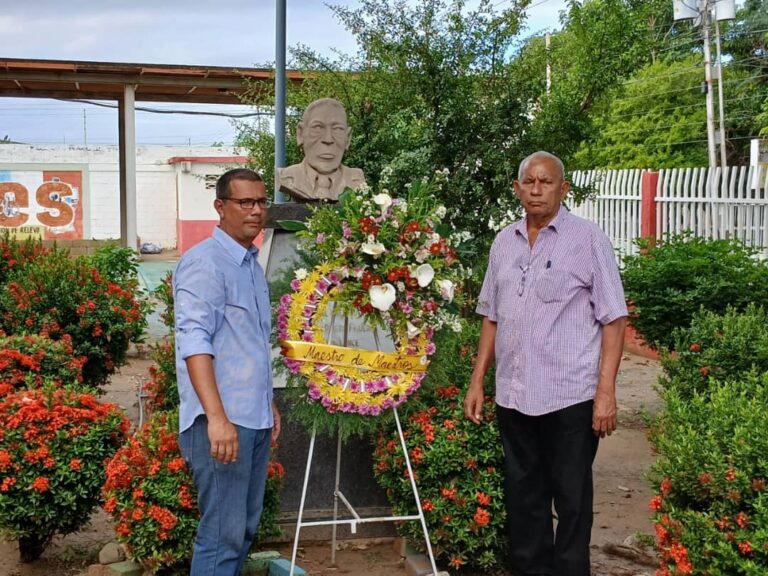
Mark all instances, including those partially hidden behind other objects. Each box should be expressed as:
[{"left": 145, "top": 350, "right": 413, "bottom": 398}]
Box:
[
  {"left": 174, "top": 226, "right": 274, "bottom": 433},
  {"left": 476, "top": 207, "right": 627, "bottom": 416}
]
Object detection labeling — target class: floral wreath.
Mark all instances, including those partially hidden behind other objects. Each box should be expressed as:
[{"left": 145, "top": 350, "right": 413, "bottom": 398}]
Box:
[{"left": 277, "top": 173, "right": 468, "bottom": 419}]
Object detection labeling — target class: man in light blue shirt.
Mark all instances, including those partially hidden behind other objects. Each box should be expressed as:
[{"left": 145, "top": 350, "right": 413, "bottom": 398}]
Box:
[{"left": 174, "top": 168, "right": 281, "bottom": 576}]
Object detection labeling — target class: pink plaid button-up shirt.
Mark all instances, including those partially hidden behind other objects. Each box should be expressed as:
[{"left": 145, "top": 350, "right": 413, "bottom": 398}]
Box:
[{"left": 476, "top": 207, "right": 627, "bottom": 416}]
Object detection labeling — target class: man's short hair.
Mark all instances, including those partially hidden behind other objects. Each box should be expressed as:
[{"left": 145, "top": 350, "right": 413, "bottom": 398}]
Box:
[
  {"left": 301, "top": 98, "right": 347, "bottom": 126},
  {"left": 216, "top": 168, "right": 263, "bottom": 199},
  {"left": 518, "top": 151, "right": 565, "bottom": 182}
]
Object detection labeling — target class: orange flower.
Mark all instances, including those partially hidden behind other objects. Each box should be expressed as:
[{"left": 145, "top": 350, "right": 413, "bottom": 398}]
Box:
[
  {"left": 31, "top": 476, "right": 49, "bottom": 493},
  {"left": 649, "top": 495, "right": 663, "bottom": 511},
  {"left": 0, "top": 450, "right": 11, "bottom": 470},
  {"left": 476, "top": 491, "right": 491, "bottom": 506},
  {"left": 69, "top": 458, "right": 82, "bottom": 471},
  {"left": 473, "top": 507, "right": 490, "bottom": 527}
]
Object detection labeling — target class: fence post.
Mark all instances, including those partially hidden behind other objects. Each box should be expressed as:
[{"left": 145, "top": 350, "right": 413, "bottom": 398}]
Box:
[{"left": 641, "top": 171, "right": 659, "bottom": 239}]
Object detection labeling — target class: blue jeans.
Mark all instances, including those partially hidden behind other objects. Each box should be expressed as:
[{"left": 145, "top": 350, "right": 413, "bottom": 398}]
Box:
[{"left": 179, "top": 415, "right": 272, "bottom": 576}]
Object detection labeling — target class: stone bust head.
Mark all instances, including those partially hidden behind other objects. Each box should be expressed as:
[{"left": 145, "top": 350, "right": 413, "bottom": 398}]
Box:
[{"left": 277, "top": 98, "right": 366, "bottom": 202}]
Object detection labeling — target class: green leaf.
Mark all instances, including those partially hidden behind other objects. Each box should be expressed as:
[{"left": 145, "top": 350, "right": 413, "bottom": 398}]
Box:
[{"left": 276, "top": 219, "right": 308, "bottom": 231}]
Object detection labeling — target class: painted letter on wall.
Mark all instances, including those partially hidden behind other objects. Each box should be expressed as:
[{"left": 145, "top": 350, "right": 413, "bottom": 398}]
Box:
[{"left": 0, "top": 170, "right": 83, "bottom": 239}]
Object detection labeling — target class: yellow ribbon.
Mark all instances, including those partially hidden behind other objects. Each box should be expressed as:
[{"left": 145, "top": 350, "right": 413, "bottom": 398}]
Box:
[{"left": 280, "top": 340, "right": 427, "bottom": 373}]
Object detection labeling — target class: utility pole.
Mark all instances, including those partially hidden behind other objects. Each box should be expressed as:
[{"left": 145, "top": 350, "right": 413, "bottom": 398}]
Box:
[
  {"left": 83, "top": 109, "right": 87, "bottom": 147},
  {"left": 701, "top": 5, "right": 718, "bottom": 169},
  {"left": 545, "top": 32, "right": 551, "bottom": 96},
  {"left": 672, "top": 0, "right": 735, "bottom": 168},
  {"left": 275, "top": 0, "right": 287, "bottom": 204},
  {"left": 714, "top": 17, "right": 728, "bottom": 167}
]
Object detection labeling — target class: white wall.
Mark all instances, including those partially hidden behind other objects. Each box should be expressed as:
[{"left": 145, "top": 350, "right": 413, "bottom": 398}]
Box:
[{"left": 0, "top": 144, "right": 245, "bottom": 249}]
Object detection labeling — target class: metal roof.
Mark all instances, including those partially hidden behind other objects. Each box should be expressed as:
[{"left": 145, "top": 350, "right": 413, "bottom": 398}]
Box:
[{"left": 0, "top": 58, "right": 305, "bottom": 104}]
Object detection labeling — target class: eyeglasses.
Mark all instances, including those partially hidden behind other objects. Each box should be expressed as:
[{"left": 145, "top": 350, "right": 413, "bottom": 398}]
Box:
[
  {"left": 222, "top": 197, "right": 270, "bottom": 210},
  {"left": 518, "top": 264, "right": 529, "bottom": 297}
]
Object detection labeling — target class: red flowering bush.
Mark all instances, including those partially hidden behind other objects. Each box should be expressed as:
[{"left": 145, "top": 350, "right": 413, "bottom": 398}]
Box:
[
  {"left": 104, "top": 411, "right": 285, "bottom": 573},
  {"left": 373, "top": 321, "right": 506, "bottom": 571},
  {"left": 0, "top": 334, "right": 86, "bottom": 396},
  {"left": 0, "top": 246, "right": 150, "bottom": 388},
  {"left": 659, "top": 304, "right": 768, "bottom": 400},
  {"left": 648, "top": 373, "right": 768, "bottom": 574},
  {"left": 0, "top": 387, "right": 129, "bottom": 561},
  {"left": 0, "top": 232, "right": 49, "bottom": 287}
]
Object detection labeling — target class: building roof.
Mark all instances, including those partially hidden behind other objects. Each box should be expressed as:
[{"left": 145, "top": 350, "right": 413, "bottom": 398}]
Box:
[{"left": 0, "top": 58, "right": 305, "bottom": 104}]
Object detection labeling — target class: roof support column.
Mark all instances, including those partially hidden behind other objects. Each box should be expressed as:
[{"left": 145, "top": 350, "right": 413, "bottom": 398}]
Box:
[{"left": 118, "top": 84, "right": 138, "bottom": 250}]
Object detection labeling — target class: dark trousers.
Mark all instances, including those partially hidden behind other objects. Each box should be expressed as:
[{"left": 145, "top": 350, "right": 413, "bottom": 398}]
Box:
[{"left": 496, "top": 401, "right": 599, "bottom": 576}]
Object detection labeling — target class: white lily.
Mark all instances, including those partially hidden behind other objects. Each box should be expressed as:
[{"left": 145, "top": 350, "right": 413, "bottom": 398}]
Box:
[
  {"left": 369, "top": 283, "right": 397, "bottom": 312},
  {"left": 415, "top": 263, "right": 435, "bottom": 287},
  {"left": 406, "top": 321, "right": 421, "bottom": 339},
  {"left": 294, "top": 268, "right": 308, "bottom": 280},
  {"left": 372, "top": 192, "right": 393, "bottom": 213},
  {"left": 436, "top": 279, "right": 456, "bottom": 302},
  {"left": 361, "top": 240, "right": 386, "bottom": 257}
]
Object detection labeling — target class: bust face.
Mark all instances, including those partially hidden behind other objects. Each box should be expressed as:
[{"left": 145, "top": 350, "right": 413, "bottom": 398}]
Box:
[{"left": 297, "top": 102, "right": 350, "bottom": 175}]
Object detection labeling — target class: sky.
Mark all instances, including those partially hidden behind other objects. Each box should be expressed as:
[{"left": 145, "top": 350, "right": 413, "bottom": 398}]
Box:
[{"left": 0, "top": 0, "right": 566, "bottom": 146}]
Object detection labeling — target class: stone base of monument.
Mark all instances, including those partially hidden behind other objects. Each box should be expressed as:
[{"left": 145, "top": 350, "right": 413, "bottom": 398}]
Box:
[{"left": 272, "top": 390, "right": 396, "bottom": 540}]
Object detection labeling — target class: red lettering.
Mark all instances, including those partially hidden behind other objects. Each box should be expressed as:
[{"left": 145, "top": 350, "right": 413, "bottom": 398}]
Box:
[
  {"left": 36, "top": 182, "right": 74, "bottom": 228},
  {"left": 0, "top": 183, "right": 29, "bottom": 228}
]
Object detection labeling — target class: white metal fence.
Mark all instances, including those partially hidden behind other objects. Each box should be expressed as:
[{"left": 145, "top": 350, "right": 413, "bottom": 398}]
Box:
[
  {"left": 570, "top": 166, "right": 768, "bottom": 264},
  {"left": 570, "top": 169, "right": 645, "bottom": 261},
  {"left": 657, "top": 166, "right": 768, "bottom": 251}
]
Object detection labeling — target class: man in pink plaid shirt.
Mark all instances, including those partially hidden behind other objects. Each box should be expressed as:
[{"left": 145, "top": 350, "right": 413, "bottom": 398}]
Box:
[{"left": 464, "top": 151, "right": 627, "bottom": 576}]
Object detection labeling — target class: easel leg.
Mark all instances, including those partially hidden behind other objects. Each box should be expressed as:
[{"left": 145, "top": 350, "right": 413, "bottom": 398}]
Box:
[
  {"left": 331, "top": 424, "right": 343, "bottom": 565},
  {"left": 290, "top": 428, "right": 317, "bottom": 576},
  {"left": 394, "top": 406, "right": 439, "bottom": 575}
]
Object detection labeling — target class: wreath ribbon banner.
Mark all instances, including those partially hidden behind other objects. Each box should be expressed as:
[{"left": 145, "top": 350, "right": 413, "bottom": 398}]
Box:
[{"left": 280, "top": 340, "right": 427, "bottom": 373}]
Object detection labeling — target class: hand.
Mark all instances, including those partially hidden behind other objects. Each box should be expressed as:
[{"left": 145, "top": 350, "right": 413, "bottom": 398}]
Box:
[
  {"left": 207, "top": 415, "right": 239, "bottom": 464},
  {"left": 463, "top": 385, "right": 485, "bottom": 425},
  {"left": 592, "top": 388, "right": 617, "bottom": 438},
  {"left": 271, "top": 401, "right": 282, "bottom": 443}
]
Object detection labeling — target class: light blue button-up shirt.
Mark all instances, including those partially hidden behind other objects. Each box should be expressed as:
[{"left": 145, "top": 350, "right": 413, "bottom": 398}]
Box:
[{"left": 173, "top": 226, "right": 274, "bottom": 433}]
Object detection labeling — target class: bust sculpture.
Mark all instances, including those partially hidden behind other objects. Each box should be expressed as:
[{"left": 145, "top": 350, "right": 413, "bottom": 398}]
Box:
[{"left": 277, "top": 98, "right": 366, "bottom": 202}]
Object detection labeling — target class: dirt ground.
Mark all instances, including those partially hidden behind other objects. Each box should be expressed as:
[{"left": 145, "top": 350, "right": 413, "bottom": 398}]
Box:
[{"left": 0, "top": 352, "right": 663, "bottom": 576}]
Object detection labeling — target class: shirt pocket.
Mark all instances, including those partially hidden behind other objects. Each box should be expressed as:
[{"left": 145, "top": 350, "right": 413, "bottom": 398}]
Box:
[
  {"left": 225, "top": 283, "right": 253, "bottom": 312},
  {"left": 535, "top": 269, "right": 574, "bottom": 303}
]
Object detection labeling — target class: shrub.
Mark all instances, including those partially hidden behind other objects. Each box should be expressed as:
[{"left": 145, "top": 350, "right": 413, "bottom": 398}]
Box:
[
  {"left": 0, "top": 248, "right": 149, "bottom": 387},
  {"left": 659, "top": 304, "right": 768, "bottom": 399},
  {"left": 0, "top": 387, "right": 129, "bottom": 561},
  {"left": 144, "top": 340, "right": 179, "bottom": 415},
  {"left": 622, "top": 233, "right": 768, "bottom": 351},
  {"left": 90, "top": 243, "right": 142, "bottom": 286},
  {"left": 103, "top": 411, "right": 199, "bottom": 573},
  {"left": 648, "top": 374, "right": 768, "bottom": 574},
  {"left": 103, "top": 411, "right": 284, "bottom": 573},
  {"left": 0, "top": 232, "right": 49, "bottom": 287},
  {"left": 373, "top": 321, "right": 505, "bottom": 572},
  {"left": 0, "top": 334, "right": 86, "bottom": 396}
]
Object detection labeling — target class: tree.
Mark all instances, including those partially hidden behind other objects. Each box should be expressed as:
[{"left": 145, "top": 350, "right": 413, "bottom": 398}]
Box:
[
  {"left": 238, "top": 0, "right": 532, "bottom": 249},
  {"left": 573, "top": 56, "right": 709, "bottom": 168}
]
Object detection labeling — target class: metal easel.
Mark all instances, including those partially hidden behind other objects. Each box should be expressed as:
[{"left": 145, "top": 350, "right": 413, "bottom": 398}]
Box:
[{"left": 289, "top": 307, "right": 439, "bottom": 576}]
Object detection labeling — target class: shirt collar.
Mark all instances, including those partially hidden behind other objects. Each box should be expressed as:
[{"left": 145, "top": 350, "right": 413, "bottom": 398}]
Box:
[
  {"left": 514, "top": 204, "right": 569, "bottom": 238},
  {"left": 212, "top": 226, "right": 259, "bottom": 265}
]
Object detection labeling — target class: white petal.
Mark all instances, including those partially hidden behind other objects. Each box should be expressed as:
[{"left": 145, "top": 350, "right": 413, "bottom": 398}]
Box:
[
  {"left": 406, "top": 321, "right": 421, "bottom": 339},
  {"left": 416, "top": 263, "right": 435, "bottom": 287},
  {"left": 361, "top": 241, "right": 386, "bottom": 256},
  {"left": 369, "top": 284, "right": 397, "bottom": 312},
  {"left": 372, "top": 193, "right": 393, "bottom": 211},
  {"left": 437, "top": 279, "right": 456, "bottom": 303}
]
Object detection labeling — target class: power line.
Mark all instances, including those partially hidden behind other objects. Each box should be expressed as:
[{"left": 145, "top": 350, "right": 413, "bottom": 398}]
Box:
[{"left": 58, "top": 99, "right": 271, "bottom": 119}]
